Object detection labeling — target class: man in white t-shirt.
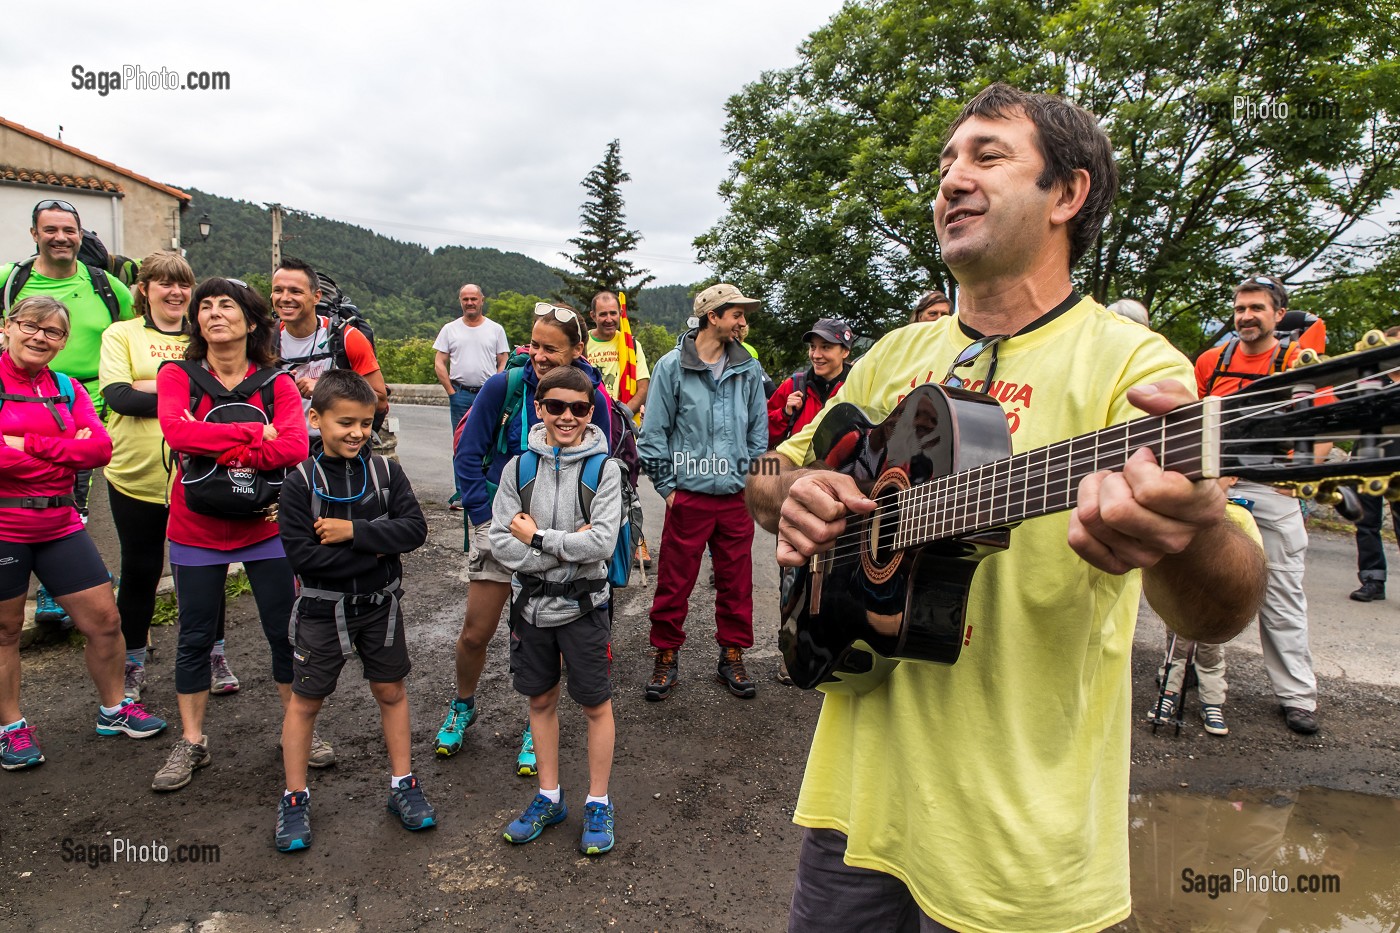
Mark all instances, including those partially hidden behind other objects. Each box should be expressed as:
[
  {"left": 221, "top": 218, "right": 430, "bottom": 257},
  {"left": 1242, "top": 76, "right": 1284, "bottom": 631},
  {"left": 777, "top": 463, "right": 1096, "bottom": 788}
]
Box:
[{"left": 433, "top": 283, "right": 509, "bottom": 506}]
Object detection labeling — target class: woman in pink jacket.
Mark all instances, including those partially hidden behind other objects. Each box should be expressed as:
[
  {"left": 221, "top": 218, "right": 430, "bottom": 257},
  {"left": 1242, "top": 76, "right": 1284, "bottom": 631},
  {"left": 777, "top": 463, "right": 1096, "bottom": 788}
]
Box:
[
  {"left": 151, "top": 278, "right": 308, "bottom": 792},
  {"left": 0, "top": 296, "right": 168, "bottom": 772}
]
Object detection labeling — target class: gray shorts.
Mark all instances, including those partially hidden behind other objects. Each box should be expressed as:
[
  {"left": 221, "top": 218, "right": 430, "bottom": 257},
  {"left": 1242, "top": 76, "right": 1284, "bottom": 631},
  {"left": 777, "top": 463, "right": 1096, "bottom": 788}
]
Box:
[
  {"left": 466, "top": 521, "right": 512, "bottom": 583},
  {"left": 510, "top": 605, "right": 612, "bottom": 706},
  {"left": 789, "top": 828, "right": 956, "bottom": 933}
]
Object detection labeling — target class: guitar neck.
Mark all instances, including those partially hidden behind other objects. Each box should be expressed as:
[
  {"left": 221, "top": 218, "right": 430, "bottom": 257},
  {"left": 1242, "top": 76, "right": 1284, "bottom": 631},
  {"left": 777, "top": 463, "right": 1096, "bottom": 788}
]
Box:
[{"left": 896, "top": 398, "right": 1219, "bottom": 548}]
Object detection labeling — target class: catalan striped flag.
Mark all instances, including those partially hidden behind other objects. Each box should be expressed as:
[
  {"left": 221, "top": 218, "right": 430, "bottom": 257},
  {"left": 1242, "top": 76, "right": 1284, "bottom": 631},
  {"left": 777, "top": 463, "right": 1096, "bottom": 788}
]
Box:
[{"left": 617, "top": 290, "right": 639, "bottom": 405}]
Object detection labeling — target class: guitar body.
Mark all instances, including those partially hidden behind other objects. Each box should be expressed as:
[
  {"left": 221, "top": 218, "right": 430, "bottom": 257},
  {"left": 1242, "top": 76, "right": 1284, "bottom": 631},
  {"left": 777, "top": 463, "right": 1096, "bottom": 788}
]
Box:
[{"left": 781, "top": 383, "right": 1014, "bottom": 694}]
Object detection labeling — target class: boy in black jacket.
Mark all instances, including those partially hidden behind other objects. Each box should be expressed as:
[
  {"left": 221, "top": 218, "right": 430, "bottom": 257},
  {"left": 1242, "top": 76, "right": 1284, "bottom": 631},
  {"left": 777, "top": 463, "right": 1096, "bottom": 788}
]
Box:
[{"left": 273, "top": 370, "right": 431, "bottom": 853}]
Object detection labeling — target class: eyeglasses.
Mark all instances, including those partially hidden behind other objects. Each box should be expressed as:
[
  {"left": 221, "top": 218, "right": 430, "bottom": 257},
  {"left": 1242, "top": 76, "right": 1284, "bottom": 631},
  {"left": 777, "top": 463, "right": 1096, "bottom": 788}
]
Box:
[
  {"left": 534, "top": 302, "right": 580, "bottom": 324},
  {"left": 32, "top": 199, "right": 80, "bottom": 225},
  {"left": 942, "top": 334, "right": 1008, "bottom": 391},
  {"left": 9, "top": 319, "right": 69, "bottom": 341},
  {"left": 539, "top": 398, "right": 593, "bottom": 418}
]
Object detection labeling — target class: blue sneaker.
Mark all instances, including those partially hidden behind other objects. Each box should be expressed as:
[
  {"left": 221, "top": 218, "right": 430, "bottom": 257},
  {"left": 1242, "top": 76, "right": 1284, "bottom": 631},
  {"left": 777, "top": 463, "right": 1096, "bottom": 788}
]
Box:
[
  {"left": 434, "top": 697, "right": 476, "bottom": 757},
  {"left": 503, "top": 793, "right": 567, "bottom": 844},
  {"left": 580, "top": 801, "right": 616, "bottom": 855},
  {"left": 275, "top": 790, "right": 311, "bottom": 852},
  {"left": 1, "top": 722, "right": 44, "bottom": 771},
  {"left": 33, "top": 585, "right": 70, "bottom": 628},
  {"left": 96, "top": 699, "right": 168, "bottom": 739},
  {"left": 516, "top": 725, "right": 537, "bottom": 777},
  {"left": 388, "top": 775, "right": 437, "bottom": 831}
]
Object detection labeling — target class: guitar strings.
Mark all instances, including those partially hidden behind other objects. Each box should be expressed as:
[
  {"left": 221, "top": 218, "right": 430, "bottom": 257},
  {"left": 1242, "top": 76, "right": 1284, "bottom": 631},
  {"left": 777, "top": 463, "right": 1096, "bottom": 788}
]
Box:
[{"left": 811, "top": 364, "right": 1400, "bottom": 562}]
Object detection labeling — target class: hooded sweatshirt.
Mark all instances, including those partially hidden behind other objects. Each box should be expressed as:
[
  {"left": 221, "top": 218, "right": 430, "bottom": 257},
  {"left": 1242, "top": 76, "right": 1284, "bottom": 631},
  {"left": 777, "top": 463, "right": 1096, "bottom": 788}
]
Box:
[{"left": 489, "top": 422, "right": 623, "bottom": 627}]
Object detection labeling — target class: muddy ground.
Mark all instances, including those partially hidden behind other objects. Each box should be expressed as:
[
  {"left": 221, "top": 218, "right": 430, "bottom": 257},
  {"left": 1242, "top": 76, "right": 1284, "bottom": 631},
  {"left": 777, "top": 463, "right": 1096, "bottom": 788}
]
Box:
[{"left": 3, "top": 408, "right": 1398, "bottom": 932}]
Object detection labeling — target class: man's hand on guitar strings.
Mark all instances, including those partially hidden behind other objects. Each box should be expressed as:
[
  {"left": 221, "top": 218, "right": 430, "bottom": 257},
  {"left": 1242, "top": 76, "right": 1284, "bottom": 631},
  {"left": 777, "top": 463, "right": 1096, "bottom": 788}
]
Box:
[
  {"left": 1068, "top": 380, "right": 1226, "bottom": 575},
  {"left": 776, "top": 470, "right": 877, "bottom": 568}
]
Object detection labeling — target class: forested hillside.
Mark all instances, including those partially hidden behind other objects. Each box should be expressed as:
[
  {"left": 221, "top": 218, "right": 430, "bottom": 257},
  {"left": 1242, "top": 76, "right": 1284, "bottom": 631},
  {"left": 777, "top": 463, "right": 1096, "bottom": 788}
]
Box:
[{"left": 178, "top": 189, "right": 695, "bottom": 339}]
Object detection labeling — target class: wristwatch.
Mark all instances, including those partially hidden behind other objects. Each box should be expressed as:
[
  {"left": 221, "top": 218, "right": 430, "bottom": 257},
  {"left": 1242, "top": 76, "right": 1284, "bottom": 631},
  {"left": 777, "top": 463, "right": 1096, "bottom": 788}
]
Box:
[{"left": 530, "top": 532, "right": 544, "bottom": 551}]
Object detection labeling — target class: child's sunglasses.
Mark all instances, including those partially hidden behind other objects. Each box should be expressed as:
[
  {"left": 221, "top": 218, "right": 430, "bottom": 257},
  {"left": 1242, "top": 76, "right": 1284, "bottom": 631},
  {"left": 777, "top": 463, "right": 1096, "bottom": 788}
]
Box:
[{"left": 539, "top": 398, "right": 593, "bottom": 418}]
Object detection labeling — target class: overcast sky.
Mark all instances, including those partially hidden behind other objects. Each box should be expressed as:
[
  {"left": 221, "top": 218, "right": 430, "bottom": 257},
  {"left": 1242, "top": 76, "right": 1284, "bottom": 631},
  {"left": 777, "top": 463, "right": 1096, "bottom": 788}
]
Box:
[{"left": 0, "top": 1, "right": 846, "bottom": 286}]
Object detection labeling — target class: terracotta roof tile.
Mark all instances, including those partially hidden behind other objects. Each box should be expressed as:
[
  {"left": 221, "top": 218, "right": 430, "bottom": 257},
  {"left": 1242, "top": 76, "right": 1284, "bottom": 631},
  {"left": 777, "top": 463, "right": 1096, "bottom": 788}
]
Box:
[{"left": 1, "top": 165, "right": 124, "bottom": 193}]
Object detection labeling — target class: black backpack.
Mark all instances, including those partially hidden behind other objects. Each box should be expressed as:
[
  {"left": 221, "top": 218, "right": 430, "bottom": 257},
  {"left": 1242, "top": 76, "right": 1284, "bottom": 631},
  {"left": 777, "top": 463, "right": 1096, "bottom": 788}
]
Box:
[
  {"left": 3, "top": 256, "right": 120, "bottom": 321},
  {"left": 165, "top": 360, "right": 288, "bottom": 518}
]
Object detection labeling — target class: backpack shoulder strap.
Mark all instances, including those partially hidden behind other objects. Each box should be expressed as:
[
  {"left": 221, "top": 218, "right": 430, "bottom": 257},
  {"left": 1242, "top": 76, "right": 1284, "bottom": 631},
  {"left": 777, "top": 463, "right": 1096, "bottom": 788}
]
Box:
[
  {"left": 85, "top": 263, "right": 120, "bottom": 322},
  {"left": 577, "top": 452, "right": 609, "bottom": 524},
  {"left": 52, "top": 372, "right": 75, "bottom": 406},
  {"left": 171, "top": 359, "right": 228, "bottom": 412},
  {"left": 297, "top": 460, "right": 323, "bottom": 522},
  {"left": 791, "top": 371, "right": 806, "bottom": 397},
  {"left": 368, "top": 454, "right": 391, "bottom": 512},
  {"left": 1203, "top": 339, "right": 1239, "bottom": 395},
  {"left": 2, "top": 259, "right": 34, "bottom": 312},
  {"left": 517, "top": 450, "right": 540, "bottom": 517},
  {"left": 495, "top": 367, "right": 529, "bottom": 456}
]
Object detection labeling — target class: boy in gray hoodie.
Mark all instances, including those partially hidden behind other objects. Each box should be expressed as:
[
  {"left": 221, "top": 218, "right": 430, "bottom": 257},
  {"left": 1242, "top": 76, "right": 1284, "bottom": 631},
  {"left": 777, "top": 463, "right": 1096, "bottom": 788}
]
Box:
[{"left": 490, "top": 364, "right": 623, "bottom": 855}]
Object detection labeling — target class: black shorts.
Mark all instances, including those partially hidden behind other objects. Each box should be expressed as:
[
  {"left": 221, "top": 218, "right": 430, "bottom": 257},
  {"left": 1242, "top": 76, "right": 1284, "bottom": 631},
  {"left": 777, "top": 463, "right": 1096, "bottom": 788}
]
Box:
[
  {"left": 510, "top": 605, "right": 612, "bottom": 706},
  {"left": 290, "top": 601, "right": 411, "bottom": 699},
  {"left": 0, "top": 531, "right": 111, "bottom": 601}
]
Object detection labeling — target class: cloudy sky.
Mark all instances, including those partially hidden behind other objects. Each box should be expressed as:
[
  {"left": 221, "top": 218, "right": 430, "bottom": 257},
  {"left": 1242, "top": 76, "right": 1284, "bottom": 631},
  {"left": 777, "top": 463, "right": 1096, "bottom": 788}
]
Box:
[{"left": 0, "top": 1, "right": 847, "bottom": 286}]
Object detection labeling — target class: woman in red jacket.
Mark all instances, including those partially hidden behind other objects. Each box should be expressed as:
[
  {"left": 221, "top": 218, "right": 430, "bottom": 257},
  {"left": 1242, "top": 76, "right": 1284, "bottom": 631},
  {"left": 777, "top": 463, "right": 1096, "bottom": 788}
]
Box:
[
  {"left": 766, "top": 317, "right": 854, "bottom": 450},
  {"left": 0, "top": 296, "right": 167, "bottom": 772},
  {"left": 151, "top": 278, "right": 308, "bottom": 792}
]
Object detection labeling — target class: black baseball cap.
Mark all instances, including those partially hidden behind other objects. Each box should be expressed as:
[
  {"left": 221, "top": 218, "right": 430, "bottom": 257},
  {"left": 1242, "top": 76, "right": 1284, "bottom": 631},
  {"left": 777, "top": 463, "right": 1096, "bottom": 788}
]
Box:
[{"left": 802, "top": 317, "right": 854, "bottom": 349}]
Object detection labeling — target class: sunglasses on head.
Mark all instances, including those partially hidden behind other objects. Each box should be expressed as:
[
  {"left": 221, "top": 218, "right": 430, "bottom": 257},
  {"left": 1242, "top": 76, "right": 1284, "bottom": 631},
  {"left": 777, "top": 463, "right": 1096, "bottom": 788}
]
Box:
[
  {"left": 32, "top": 199, "right": 80, "bottom": 226},
  {"left": 534, "top": 302, "right": 579, "bottom": 324},
  {"left": 942, "top": 334, "right": 1008, "bottom": 390},
  {"left": 227, "top": 278, "right": 250, "bottom": 289},
  {"left": 539, "top": 398, "right": 593, "bottom": 418}
]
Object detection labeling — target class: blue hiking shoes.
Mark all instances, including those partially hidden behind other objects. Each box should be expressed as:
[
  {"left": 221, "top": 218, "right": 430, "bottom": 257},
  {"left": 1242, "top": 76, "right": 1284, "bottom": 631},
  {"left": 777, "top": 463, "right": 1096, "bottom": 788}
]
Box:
[
  {"left": 435, "top": 697, "right": 476, "bottom": 757},
  {"left": 388, "top": 776, "right": 437, "bottom": 831},
  {"left": 517, "top": 725, "right": 537, "bottom": 777},
  {"left": 580, "top": 801, "right": 616, "bottom": 856},
  {"left": 503, "top": 793, "right": 567, "bottom": 844},
  {"left": 1, "top": 722, "right": 44, "bottom": 771},
  {"left": 275, "top": 790, "right": 312, "bottom": 852},
  {"left": 96, "top": 699, "right": 168, "bottom": 739}
]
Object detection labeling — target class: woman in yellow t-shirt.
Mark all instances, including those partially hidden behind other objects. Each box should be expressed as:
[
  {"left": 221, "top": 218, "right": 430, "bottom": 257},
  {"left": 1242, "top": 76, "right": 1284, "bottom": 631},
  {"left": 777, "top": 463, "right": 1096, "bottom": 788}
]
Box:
[{"left": 98, "top": 253, "right": 238, "bottom": 702}]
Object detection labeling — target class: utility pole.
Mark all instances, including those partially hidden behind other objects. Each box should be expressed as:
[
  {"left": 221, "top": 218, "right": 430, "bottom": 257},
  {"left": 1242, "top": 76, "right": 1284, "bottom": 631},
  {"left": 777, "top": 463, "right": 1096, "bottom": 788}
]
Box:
[{"left": 270, "top": 203, "right": 284, "bottom": 276}]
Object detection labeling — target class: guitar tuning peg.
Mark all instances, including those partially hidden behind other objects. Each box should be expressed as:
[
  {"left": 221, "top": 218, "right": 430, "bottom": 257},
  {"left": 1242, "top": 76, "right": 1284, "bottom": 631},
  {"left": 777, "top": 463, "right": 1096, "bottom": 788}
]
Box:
[
  {"left": 1313, "top": 482, "right": 1344, "bottom": 506},
  {"left": 1363, "top": 476, "right": 1390, "bottom": 497},
  {"left": 1295, "top": 481, "right": 1320, "bottom": 499},
  {"left": 1386, "top": 475, "right": 1400, "bottom": 502},
  {"left": 1293, "top": 348, "right": 1322, "bottom": 367}
]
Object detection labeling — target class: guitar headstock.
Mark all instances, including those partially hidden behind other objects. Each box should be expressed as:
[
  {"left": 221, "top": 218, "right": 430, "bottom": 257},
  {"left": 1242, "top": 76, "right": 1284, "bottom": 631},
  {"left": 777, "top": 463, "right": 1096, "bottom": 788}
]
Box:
[{"left": 1217, "top": 330, "right": 1400, "bottom": 497}]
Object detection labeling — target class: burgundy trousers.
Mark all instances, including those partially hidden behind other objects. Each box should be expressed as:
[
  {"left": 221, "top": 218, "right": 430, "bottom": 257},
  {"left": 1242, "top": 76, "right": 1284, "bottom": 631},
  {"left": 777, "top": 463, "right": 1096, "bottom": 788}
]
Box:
[{"left": 648, "top": 489, "right": 755, "bottom": 651}]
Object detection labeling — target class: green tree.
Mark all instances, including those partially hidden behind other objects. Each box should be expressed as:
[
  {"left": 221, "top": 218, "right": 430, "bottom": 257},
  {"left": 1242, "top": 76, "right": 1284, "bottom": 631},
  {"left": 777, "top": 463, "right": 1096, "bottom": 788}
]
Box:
[
  {"left": 635, "top": 322, "right": 676, "bottom": 370},
  {"left": 556, "top": 140, "right": 656, "bottom": 313},
  {"left": 376, "top": 338, "right": 438, "bottom": 384},
  {"left": 696, "top": 0, "right": 1400, "bottom": 355},
  {"left": 486, "top": 291, "right": 550, "bottom": 349}
]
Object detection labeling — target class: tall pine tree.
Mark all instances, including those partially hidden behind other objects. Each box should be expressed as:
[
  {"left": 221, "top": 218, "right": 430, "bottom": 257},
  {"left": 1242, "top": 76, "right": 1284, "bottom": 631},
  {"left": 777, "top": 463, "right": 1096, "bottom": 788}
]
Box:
[{"left": 557, "top": 140, "right": 655, "bottom": 312}]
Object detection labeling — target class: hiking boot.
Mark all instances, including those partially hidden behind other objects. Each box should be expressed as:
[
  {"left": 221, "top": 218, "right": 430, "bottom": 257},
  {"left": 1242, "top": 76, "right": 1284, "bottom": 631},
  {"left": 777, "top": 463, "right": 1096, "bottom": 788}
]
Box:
[
  {"left": 1200, "top": 704, "right": 1229, "bottom": 736},
  {"left": 123, "top": 661, "right": 147, "bottom": 702},
  {"left": 716, "top": 647, "right": 756, "bottom": 699},
  {"left": 645, "top": 649, "right": 679, "bottom": 702},
  {"left": 209, "top": 654, "right": 240, "bottom": 695},
  {"left": 152, "top": 736, "right": 211, "bottom": 791},
  {"left": 388, "top": 776, "right": 437, "bottom": 830},
  {"left": 1283, "top": 706, "right": 1319, "bottom": 735},
  {"left": 776, "top": 657, "right": 795, "bottom": 687},
  {"left": 1147, "top": 691, "right": 1178, "bottom": 723},
  {"left": 503, "top": 792, "right": 567, "bottom": 844},
  {"left": 308, "top": 731, "right": 336, "bottom": 769},
  {"left": 1350, "top": 580, "right": 1386, "bottom": 602},
  {"left": 517, "top": 725, "right": 537, "bottom": 777},
  {"left": 435, "top": 697, "right": 476, "bottom": 757},
  {"left": 1, "top": 723, "right": 44, "bottom": 771},
  {"left": 580, "top": 800, "right": 616, "bottom": 855},
  {"left": 96, "top": 699, "right": 168, "bottom": 739},
  {"left": 275, "top": 790, "right": 312, "bottom": 852}
]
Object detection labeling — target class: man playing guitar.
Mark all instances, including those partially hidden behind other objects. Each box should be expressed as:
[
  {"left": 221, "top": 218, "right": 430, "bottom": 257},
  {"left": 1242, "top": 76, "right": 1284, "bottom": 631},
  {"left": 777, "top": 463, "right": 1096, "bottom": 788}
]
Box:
[{"left": 747, "top": 84, "right": 1268, "bottom": 932}]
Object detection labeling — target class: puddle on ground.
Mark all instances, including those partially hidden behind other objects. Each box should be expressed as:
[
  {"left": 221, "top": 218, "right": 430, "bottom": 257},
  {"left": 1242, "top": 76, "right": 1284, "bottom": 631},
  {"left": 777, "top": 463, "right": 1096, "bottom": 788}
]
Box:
[{"left": 1128, "top": 787, "right": 1400, "bottom": 931}]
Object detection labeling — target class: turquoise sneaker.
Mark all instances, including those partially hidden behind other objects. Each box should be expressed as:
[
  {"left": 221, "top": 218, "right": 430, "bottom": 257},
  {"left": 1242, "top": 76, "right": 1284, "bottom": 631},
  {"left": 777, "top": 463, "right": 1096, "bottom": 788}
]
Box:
[
  {"left": 96, "top": 699, "right": 168, "bottom": 739},
  {"left": 580, "top": 801, "right": 616, "bottom": 855},
  {"left": 503, "top": 793, "right": 567, "bottom": 844},
  {"left": 275, "top": 790, "right": 311, "bottom": 852},
  {"left": 516, "top": 725, "right": 537, "bottom": 777},
  {"left": 1, "top": 722, "right": 44, "bottom": 771},
  {"left": 434, "top": 697, "right": 476, "bottom": 757}
]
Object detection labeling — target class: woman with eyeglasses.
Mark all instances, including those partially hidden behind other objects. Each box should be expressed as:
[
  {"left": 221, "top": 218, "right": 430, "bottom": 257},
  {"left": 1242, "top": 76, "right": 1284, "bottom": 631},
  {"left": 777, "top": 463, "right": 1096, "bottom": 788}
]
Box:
[
  {"left": 0, "top": 296, "right": 168, "bottom": 772},
  {"left": 99, "top": 253, "right": 240, "bottom": 703},
  {"left": 151, "top": 277, "right": 308, "bottom": 792},
  {"left": 437, "top": 302, "right": 612, "bottom": 775}
]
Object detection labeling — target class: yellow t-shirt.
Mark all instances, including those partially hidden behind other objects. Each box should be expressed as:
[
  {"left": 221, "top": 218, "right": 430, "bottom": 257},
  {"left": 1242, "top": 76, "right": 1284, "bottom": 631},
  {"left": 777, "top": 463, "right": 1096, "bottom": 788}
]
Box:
[
  {"left": 587, "top": 330, "right": 651, "bottom": 400},
  {"left": 776, "top": 297, "right": 1194, "bottom": 933},
  {"left": 98, "top": 317, "right": 189, "bottom": 504}
]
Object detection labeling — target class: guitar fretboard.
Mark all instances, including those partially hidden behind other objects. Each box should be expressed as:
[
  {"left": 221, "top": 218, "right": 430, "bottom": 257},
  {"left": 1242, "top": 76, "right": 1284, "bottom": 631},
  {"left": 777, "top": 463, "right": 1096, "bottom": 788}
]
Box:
[{"left": 893, "top": 401, "right": 1216, "bottom": 549}]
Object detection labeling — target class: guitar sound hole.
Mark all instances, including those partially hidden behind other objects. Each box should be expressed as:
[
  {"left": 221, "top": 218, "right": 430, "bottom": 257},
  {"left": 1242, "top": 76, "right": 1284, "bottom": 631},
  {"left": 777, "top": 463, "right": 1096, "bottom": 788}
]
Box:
[{"left": 870, "top": 500, "right": 900, "bottom": 565}]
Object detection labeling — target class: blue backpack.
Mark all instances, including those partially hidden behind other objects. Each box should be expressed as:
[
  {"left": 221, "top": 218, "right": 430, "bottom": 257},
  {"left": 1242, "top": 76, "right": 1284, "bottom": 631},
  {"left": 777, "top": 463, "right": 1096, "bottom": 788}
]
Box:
[{"left": 515, "top": 449, "right": 641, "bottom": 589}]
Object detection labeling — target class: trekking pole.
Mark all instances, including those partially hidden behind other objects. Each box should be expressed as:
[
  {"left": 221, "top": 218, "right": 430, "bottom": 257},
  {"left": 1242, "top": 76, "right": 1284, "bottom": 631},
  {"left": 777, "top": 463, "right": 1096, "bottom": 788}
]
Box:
[{"left": 1151, "top": 631, "right": 1179, "bottom": 736}]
